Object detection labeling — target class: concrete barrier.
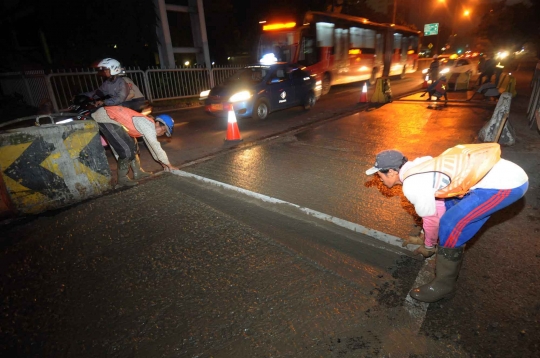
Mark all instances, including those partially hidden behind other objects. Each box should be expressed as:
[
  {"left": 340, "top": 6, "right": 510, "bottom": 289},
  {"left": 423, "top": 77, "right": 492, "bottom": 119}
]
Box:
[
  {"left": 447, "top": 72, "right": 470, "bottom": 91},
  {"left": 497, "top": 74, "right": 517, "bottom": 97},
  {"left": 0, "top": 120, "right": 111, "bottom": 216},
  {"left": 370, "top": 77, "right": 392, "bottom": 104},
  {"left": 478, "top": 92, "right": 516, "bottom": 146}
]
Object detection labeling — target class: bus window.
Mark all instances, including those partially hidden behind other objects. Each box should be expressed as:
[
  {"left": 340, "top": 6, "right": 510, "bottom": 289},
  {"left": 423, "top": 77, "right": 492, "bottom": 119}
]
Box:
[
  {"left": 376, "top": 32, "right": 384, "bottom": 59},
  {"left": 408, "top": 36, "right": 419, "bottom": 53},
  {"left": 316, "top": 22, "right": 334, "bottom": 48},
  {"left": 393, "top": 33, "right": 403, "bottom": 54},
  {"left": 298, "top": 31, "right": 318, "bottom": 66},
  {"left": 258, "top": 32, "right": 296, "bottom": 62},
  {"left": 401, "top": 35, "right": 408, "bottom": 61},
  {"left": 350, "top": 27, "right": 376, "bottom": 54},
  {"left": 335, "top": 28, "right": 348, "bottom": 62}
]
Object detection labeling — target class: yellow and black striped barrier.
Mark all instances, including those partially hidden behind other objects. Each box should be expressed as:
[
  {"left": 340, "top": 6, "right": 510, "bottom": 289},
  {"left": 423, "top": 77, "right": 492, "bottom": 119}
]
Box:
[
  {"left": 0, "top": 120, "right": 111, "bottom": 215},
  {"left": 370, "top": 77, "right": 392, "bottom": 104}
]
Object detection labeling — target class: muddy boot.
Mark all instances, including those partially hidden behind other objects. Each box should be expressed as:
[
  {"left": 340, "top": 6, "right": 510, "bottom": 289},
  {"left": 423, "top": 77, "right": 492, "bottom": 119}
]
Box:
[
  {"left": 131, "top": 154, "right": 152, "bottom": 180},
  {"left": 116, "top": 158, "right": 138, "bottom": 189},
  {"left": 414, "top": 245, "right": 436, "bottom": 258},
  {"left": 409, "top": 246, "right": 464, "bottom": 303}
]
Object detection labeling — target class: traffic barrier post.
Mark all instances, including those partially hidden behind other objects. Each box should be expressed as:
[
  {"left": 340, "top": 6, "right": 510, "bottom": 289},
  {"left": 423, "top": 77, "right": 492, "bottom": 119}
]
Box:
[{"left": 0, "top": 120, "right": 111, "bottom": 215}]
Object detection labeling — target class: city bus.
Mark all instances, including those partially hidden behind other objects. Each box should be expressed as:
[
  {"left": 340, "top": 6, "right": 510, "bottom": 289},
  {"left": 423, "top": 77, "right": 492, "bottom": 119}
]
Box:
[{"left": 258, "top": 11, "right": 421, "bottom": 95}]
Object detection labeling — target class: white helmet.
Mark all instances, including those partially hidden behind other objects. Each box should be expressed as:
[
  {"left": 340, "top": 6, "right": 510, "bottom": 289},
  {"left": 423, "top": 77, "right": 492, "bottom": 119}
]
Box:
[{"left": 97, "top": 58, "right": 122, "bottom": 75}]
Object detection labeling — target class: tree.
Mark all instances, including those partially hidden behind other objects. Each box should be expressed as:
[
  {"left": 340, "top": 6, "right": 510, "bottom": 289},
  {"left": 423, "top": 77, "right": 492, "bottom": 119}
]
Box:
[
  {"left": 474, "top": 1, "right": 539, "bottom": 54},
  {"left": 0, "top": 0, "right": 159, "bottom": 70}
]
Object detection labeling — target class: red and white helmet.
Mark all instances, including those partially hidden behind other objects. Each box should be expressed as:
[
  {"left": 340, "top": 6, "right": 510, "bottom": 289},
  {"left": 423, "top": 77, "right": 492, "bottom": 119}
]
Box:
[{"left": 97, "top": 58, "right": 122, "bottom": 75}]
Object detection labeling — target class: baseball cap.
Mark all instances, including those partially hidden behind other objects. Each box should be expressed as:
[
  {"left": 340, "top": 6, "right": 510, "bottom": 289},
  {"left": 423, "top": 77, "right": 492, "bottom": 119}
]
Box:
[{"left": 365, "top": 149, "right": 406, "bottom": 175}]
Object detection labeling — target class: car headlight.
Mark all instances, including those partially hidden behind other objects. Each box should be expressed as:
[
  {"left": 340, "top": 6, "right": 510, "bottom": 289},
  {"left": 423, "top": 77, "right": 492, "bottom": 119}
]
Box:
[
  {"left": 440, "top": 68, "right": 450, "bottom": 74},
  {"left": 229, "top": 91, "right": 252, "bottom": 103},
  {"left": 200, "top": 90, "right": 210, "bottom": 99}
]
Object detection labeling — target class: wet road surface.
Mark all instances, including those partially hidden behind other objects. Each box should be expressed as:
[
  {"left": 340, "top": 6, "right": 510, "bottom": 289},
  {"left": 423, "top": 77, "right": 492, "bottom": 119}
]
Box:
[
  {"left": 1, "top": 65, "right": 540, "bottom": 357},
  {"left": 1, "top": 174, "right": 461, "bottom": 357}
]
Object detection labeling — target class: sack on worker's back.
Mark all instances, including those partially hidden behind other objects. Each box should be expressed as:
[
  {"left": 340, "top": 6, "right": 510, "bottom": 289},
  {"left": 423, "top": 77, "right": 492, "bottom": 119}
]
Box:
[{"left": 403, "top": 143, "right": 501, "bottom": 198}]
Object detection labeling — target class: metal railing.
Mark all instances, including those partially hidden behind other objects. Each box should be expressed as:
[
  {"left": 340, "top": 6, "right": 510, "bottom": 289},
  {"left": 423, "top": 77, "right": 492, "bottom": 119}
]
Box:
[{"left": 0, "top": 65, "right": 244, "bottom": 113}]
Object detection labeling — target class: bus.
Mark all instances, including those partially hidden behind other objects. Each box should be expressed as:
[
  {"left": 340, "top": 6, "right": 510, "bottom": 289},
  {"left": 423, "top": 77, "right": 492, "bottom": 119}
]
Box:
[{"left": 258, "top": 11, "right": 421, "bottom": 95}]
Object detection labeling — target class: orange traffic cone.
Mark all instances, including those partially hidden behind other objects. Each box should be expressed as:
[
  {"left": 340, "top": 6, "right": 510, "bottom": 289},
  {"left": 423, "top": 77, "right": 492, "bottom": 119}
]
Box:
[
  {"left": 422, "top": 75, "right": 429, "bottom": 89},
  {"left": 359, "top": 83, "right": 368, "bottom": 103},
  {"left": 225, "top": 104, "right": 242, "bottom": 143}
]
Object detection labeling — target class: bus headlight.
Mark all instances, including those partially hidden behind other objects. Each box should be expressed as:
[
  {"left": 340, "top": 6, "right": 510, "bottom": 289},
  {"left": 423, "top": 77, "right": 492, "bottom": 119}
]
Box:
[{"left": 229, "top": 91, "right": 252, "bottom": 103}]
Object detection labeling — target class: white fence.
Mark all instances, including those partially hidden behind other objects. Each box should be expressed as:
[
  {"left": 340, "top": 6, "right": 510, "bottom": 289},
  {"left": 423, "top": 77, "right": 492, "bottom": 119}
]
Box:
[{"left": 0, "top": 65, "right": 244, "bottom": 113}]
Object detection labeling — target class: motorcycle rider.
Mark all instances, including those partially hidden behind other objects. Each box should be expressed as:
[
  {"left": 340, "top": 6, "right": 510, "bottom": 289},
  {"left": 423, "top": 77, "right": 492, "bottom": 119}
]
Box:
[
  {"left": 84, "top": 58, "right": 129, "bottom": 107},
  {"left": 121, "top": 75, "right": 147, "bottom": 112}
]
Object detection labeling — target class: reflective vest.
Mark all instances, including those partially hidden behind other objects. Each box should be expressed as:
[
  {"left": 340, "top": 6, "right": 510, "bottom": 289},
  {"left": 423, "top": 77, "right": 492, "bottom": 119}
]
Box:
[
  {"left": 434, "top": 80, "right": 446, "bottom": 95},
  {"left": 104, "top": 106, "right": 154, "bottom": 138},
  {"left": 403, "top": 143, "right": 501, "bottom": 198}
]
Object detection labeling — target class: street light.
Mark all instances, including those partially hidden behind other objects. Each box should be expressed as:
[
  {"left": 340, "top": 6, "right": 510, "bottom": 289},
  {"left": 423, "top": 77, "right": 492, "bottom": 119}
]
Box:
[{"left": 450, "top": 6, "right": 471, "bottom": 39}]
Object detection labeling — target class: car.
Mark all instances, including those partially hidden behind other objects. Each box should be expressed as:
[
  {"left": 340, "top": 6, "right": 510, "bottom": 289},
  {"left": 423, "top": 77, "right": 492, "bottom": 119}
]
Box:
[
  {"left": 200, "top": 61, "right": 322, "bottom": 120},
  {"left": 439, "top": 57, "right": 479, "bottom": 76}
]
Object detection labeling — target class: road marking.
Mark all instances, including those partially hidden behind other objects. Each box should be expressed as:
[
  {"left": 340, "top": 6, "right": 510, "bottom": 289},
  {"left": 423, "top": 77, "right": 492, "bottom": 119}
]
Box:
[{"left": 172, "top": 169, "right": 430, "bottom": 329}]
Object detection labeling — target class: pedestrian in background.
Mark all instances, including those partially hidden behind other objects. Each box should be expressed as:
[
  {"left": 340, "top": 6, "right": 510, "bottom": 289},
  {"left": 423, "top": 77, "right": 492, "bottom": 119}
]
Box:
[
  {"left": 428, "top": 54, "right": 440, "bottom": 82},
  {"left": 480, "top": 54, "right": 496, "bottom": 85},
  {"left": 476, "top": 55, "right": 486, "bottom": 86},
  {"left": 365, "top": 145, "right": 528, "bottom": 303}
]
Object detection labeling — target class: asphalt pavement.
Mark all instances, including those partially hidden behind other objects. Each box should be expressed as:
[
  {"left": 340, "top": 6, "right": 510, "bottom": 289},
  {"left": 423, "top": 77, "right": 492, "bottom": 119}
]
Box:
[{"left": 1, "top": 64, "right": 539, "bottom": 357}]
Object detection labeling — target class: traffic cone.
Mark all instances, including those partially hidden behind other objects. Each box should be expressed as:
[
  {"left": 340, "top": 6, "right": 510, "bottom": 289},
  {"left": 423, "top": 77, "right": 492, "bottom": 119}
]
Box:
[
  {"left": 225, "top": 104, "right": 242, "bottom": 143},
  {"left": 358, "top": 83, "right": 368, "bottom": 103},
  {"left": 422, "top": 75, "right": 429, "bottom": 89}
]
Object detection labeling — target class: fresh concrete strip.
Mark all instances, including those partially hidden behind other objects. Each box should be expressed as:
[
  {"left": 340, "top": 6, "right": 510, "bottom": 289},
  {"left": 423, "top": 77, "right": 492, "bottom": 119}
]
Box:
[{"left": 172, "top": 169, "right": 432, "bottom": 330}]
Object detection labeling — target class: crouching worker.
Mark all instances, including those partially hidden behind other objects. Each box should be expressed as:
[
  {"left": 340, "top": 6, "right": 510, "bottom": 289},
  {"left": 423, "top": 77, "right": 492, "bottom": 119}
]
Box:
[
  {"left": 420, "top": 75, "right": 448, "bottom": 104},
  {"left": 365, "top": 144, "right": 528, "bottom": 303},
  {"left": 70, "top": 95, "right": 138, "bottom": 189},
  {"left": 91, "top": 106, "right": 179, "bottom": 173}
]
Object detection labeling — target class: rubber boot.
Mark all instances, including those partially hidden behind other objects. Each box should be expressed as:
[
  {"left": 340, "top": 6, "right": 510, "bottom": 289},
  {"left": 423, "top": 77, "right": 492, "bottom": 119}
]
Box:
[
  {"left": 414, "top": 245, "right": 436, "bottom": 258},
  {"left": 409, "top": 246, "right": 464, "bottom": 303},
  {"left": 116, "top": 158, "right": 138, "bottom": 189},
  {"left": 131, "top": 154, "right": 152, "bottom": 180}
]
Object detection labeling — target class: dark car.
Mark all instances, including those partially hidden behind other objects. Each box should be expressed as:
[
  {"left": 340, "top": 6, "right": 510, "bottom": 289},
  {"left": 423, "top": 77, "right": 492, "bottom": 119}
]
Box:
[{"left": 200, "top": 62, "right": 322, "bottom": 120}]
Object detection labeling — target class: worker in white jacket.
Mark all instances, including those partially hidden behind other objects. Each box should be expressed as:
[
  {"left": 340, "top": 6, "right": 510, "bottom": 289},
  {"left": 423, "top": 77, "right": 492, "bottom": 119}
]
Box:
[{"left": 366, "top": 147, "right": 528, "bottom": 303}]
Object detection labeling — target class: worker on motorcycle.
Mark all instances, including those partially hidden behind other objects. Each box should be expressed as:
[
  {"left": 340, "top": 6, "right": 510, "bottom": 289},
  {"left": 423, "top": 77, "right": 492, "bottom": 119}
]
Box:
[
  {"left": 121, "top": 75, "right": 147, "bottom": 112},
  {"left": 84, "top": 58, "right": 149, "bottom": 113}
]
